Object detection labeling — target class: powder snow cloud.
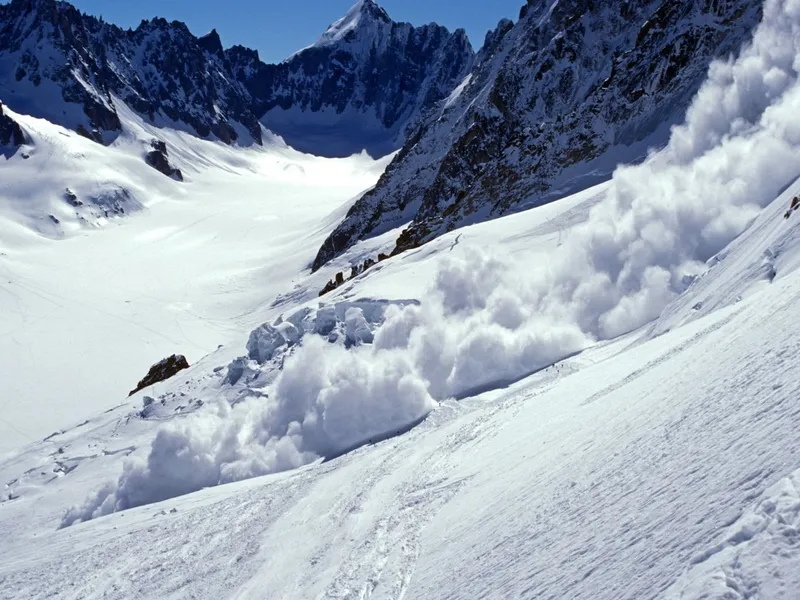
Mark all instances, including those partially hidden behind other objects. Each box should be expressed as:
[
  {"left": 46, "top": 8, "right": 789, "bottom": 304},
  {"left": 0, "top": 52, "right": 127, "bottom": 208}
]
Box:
[{"left": 63, "top": 0, "right": 800, "bottom": 525}]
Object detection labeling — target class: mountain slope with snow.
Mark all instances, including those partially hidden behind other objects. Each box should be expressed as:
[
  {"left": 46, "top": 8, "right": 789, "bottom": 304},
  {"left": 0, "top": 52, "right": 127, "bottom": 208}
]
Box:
[
  {"left": 2, "top": 170, "right": 800, "bottom": 598},
  {"left": 313, "top": 0, "right": 763, "bottom": 269},
  {"left": 0, "top": 0, "right": 473, "bottom": 155},
  {"left": 2, "top": 0, "right": 800, "bottom": 597},
  {"left": 0, "top": 0, "right": 261, "bottom": 144},
  {"left": 0, "top": 103, "right": 391, "bottom": 455}
]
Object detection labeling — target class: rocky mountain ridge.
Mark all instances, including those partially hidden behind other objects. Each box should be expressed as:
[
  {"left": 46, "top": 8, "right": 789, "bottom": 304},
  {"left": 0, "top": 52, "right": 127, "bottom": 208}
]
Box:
[
  {"left": 230, "top": 0, "right": 474, "bottom": 156},
  {"left": 0, "top": 100, "right": 26, "bottom": 145},
  {"left": 0, "top": 0, "right": 474, "bottom": 154},
  {"left": 313, "top": 0, "right": 764, "bottom": 270}
]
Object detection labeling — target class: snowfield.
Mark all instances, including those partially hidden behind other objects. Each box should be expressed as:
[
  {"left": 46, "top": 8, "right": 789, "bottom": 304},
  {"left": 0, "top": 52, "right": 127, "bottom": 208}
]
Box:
[
  {"left": 0, "top": 105, "right": 390, "bottom": 455},
  {"left": 2, "top": 195, "right": 800, "bottom": 596},
  {"left": 2, "top": 0, "right": 800, "bottom": 597}
]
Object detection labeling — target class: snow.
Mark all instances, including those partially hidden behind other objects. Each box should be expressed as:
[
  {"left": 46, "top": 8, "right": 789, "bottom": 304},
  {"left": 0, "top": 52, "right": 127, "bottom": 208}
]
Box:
[
  {"left": 3, "top": 225, "right": 800, "bottom": 595},
  {"left": 665, "top": 468, "right": 800, "bottom": 599},
  {"left": 246, "top": 322, "right": 292, "bottom": 362},
  {"left": 315, "top": 0, "right": 391, "bottom": 48},
  {"left": 317, "top": 0, "right": 369, "bottom": 45},
  {"left": 2, "top": 0, "right": 800, "bottom": 597},
  {"left": 0, "top": 104, "right": 390, "bottom": 456},
  {"left": 442, "top": 73, "right": 472, "bottom": 111}
]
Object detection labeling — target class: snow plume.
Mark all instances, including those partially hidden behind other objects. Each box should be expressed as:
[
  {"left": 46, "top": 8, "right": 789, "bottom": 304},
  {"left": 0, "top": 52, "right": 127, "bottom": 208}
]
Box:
[
  {"left": 63, "top": 0, "right": 800, "bottom": 524},
  {"left": 383, "top": 0, "right": 800, "bottom": 361},
  {"left": 372, "top": 252, "right": 590, "bottom": 398},
  {"left": 62, "top": 336, "right": 435, "bottom": 526},
  {"left": 548, "top": 0, "right": 800, "bottom": 338},
  {"left": 62, "top": 259, "right": 588, "bottom": 526}
]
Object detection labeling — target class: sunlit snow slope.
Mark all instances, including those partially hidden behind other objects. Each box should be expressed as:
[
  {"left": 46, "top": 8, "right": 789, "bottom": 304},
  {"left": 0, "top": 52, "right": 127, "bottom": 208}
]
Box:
[
  {"left": 2, "top": 0, "right": 800, "bottom": 597},
  {"left": 1, "top": 172, "right": 800, "bottom": 598},
  {"left": 0, "top": 106, "right": 390, "bottom": 455}
]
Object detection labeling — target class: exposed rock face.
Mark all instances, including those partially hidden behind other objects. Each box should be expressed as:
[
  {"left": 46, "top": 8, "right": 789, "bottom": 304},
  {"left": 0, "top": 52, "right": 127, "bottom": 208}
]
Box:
[
  {"left": 0, "top": 0, "right": 474, "bottom": 156},
  {"left": 129, "top": 354, "right": 190, "bottom": 397},
  {"left": 0, "top": 101, "right": 27, "bottom": 146},
  {"left": 0, "top": 0, "right": 261, "bottom": 144},
  {"left": 228, "top": 0, "right": 474, "bottom": 157},
  {"left": 144, "top": 140, "right": 183, "bottom": 181},
  {"left": 313, "top": 0, "right": 763, "bottom": 270}
]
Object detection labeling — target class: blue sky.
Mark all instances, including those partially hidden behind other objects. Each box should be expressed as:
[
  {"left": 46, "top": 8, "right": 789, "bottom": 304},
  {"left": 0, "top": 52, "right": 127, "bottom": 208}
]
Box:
[{"left": 42, "top": 0, "right": 524, "bottom": 63}]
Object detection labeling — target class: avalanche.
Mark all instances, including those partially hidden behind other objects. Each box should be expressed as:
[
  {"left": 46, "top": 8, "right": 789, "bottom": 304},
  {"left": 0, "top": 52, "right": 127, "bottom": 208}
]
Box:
[
  {"left": 54, "top": 0, "right": 800, "bottom": 525},
  {"left": 2, "top": 0, "right": 800, "bottom": 598}
]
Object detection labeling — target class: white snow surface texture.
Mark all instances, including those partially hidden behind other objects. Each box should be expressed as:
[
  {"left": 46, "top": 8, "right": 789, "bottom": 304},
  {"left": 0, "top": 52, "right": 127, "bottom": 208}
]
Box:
[
  {"left": 56, "top": 0, "right": 800, "bottom": 525},
  {"left": 2, "top": 0, "right": 800, "bottom": 598}
]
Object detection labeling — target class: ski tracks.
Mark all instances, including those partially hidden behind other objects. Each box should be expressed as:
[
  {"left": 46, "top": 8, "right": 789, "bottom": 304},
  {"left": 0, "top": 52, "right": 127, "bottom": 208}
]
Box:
[
  {"left": 313, "top": 392, "right": 532, "bottom": 600},
  {"left": 317, "top": 445, "right": 469, "bottom": 600}
]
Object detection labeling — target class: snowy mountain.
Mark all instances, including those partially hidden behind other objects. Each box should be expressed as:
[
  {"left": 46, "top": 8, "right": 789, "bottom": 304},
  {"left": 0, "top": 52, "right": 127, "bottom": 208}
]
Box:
[
  {"left": 228, "top": 0, "right": 474, "bottom": 157},
  {"left": 4, "top": 0, "right": 800, "bottom": 597},
  {"left": 0, "top": 0, "right": 473, "bottom": 154},
  {"left": 0, "top": 0, "right": 261, "bottom": 144},
  {"left": 313, "top": 0, "right": 764, "bottom": 269}
]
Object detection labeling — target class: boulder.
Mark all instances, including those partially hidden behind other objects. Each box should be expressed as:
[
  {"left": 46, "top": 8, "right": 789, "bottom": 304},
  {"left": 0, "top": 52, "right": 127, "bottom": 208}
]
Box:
[
  {"left": 144, "top": 140, "right": 183, "bottom": 181},
  {"left": 64, "top": 188, "right": 82, "bottom": 207},
  {"left": 129, "top": 354, "right": 190, "bottom": 396}
]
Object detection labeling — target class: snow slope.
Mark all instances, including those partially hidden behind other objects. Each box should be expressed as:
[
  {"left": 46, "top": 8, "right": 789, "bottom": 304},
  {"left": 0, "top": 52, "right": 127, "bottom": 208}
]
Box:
[
  {"left": 2, "top": 0, "right": 800, "bottom": 597},
  {"left": 0, "top": 105, "right": 391, "bottom": 455},
  {"left": 1, "top": 172, "right": 800, "bottom": 598},
  {"left": 312, "top": 0, "right": 764, "bottom": 269}
]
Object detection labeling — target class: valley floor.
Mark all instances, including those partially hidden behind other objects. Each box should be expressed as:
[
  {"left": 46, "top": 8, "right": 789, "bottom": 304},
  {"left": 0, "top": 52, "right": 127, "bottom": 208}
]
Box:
[{"left": 0, "top": 110, "right": 388, "bottom": 454}]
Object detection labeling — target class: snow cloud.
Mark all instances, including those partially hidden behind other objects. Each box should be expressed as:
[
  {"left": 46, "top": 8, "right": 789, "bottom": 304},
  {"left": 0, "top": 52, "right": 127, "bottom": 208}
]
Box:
[
  {"left": 546, "top": 0, "right": 800, "bottom": 338},
  {"left": 63, "top": 0, "right": 800, "bottom": 525}
]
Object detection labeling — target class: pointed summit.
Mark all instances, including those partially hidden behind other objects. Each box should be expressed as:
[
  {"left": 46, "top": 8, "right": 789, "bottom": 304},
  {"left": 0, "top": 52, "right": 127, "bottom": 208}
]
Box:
[
  {"left": 198, "top": 28, "right": 225, "bottom": 59},
  {"left": 317, "top": 0, "right": 391, "bottom": 46},
  {"left": 354, "top": 0, "right": 391, "bottom": 22}
]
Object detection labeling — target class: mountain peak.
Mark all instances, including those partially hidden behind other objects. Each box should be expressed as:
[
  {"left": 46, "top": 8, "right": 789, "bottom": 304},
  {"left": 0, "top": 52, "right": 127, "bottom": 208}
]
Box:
[
  {"left": 317, "top": 0, "right": 391, "bottom": 45},
  {"left": 198, "top": 28, "right": 225, "bottom": 59},
  {"left": 354, "top": 0, "right": 390, "bottom": 20}
]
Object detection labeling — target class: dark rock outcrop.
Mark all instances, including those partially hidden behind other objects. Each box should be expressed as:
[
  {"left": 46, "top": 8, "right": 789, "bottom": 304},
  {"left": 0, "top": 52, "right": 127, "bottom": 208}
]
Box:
[
  {"left": 0, "top": 101, "right": 27, "bottom": 146},
  {"left": 313, "top": 0, "right": 763, "bottom": 270},
  {"left": 145, "top": 140, "right": 183, "bottom": 181},
  {"left": 785, "top": 196, "right": 800, "bottom": 219},
  {"left": 129, "top": 354, "right": 190, "bottom": 396}
]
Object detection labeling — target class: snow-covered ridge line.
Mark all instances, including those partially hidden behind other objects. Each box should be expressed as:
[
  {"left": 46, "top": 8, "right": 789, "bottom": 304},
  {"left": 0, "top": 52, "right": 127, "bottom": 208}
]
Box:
[
  {"left": 313, "top": 0, "right": 763, "bottom": 268},
  {"left": 0, "top": 0, "right": 474, "bottom": 157},
  {"left": 316, "top": 0, "right": 391, "bottom": 46}
]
